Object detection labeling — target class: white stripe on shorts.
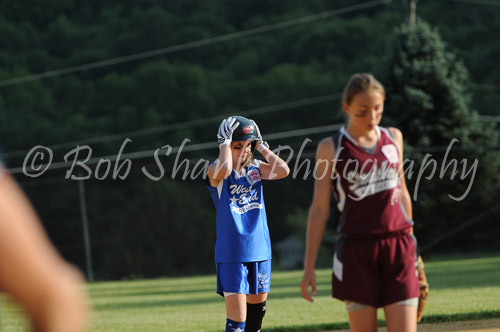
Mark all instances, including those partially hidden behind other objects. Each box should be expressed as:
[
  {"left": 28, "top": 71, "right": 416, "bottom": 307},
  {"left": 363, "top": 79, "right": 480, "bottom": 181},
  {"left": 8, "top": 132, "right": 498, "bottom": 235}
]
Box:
[{"left": 345, "top": 297, "right": 418, "bottom": 312}]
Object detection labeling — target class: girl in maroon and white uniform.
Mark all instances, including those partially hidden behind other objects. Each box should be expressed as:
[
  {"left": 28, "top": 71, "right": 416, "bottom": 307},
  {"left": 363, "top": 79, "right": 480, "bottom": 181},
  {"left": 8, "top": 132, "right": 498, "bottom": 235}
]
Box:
[{"left": 300, "top": 73, "right": 419, "bottom": 332}]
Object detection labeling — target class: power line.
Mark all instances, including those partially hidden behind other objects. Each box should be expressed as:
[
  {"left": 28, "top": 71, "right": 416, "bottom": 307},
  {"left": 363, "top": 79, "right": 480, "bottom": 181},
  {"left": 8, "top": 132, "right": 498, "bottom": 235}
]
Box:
[
  {"left": 450, "top": 45, "right": 500, "bottom": 67},
  {"left": 3, "top": 94, "right": 341, "bottom": 158},
  {"left": 419, "top": 205, "right": 500, "bottom": 253},
  {"left": 449, "top": 0, "right": 500, "bottom": 6},
  {"left": 4, "top": 89, "right": 497, "bottom": 161},
  {"left": 471, "top": 83, "right": 500, "bottom": 90},
  {"left": 6, "top": 124, "right": 343, "bottom": 175},
  {"left": 478, "top": 115, "right": 500, "bottom": 122},
  {"left": 5, "top": 86, "right": 495, "bottom": 159},
  {"left": 8, "top": 123, "right": 500, "bottom": 176},
  {"left": 0, "top": 0, "right": 387, "bottom": 87},
  {"left": 1, "top": 0, "right": 496, "bottom": 156}
]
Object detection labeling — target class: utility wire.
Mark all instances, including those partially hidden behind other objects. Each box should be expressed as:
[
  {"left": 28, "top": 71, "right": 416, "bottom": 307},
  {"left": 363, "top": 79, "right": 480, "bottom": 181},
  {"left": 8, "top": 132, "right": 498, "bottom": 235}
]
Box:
[
  {"left": 471, "top": 83, "right": 500, "bottom": 91},
  {"left": 4, "top": 87, "right": 495, "bottom": 159},
  {"left": 448, "top": 43, "right": 500, "bottom": 67},
  {"left": 0, "top": 0, "right": 387, "bottom": 87},
  {"left": 419, "top": 205, "right": 500, "bottom": 252},
  {"left": 2, "top": 0, "right": 496, "bottom": 157},
  {"left": 478, "top": 115, "right": 500, "bottom": 122},
  {"left": 3, "top": 94, "right": 341, "bottom": 158},
  {"left": 9, "top": 123, "right": 500, "bottom": 176},
  {"left": 449, "top": 0, "right": 500, "bottom": 6},
  {"left": 7, "top": 124, "right": 343, "bottom": 175},
  {"left": 1, "top": 0, "right": 496, "bottom": 155}
]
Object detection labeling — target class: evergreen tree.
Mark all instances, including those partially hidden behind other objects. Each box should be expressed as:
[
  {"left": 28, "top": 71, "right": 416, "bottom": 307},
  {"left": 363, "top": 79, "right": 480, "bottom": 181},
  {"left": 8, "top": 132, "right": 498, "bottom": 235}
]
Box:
[{"left": 381, "top": 21, "right": 500, "bottom": 252}]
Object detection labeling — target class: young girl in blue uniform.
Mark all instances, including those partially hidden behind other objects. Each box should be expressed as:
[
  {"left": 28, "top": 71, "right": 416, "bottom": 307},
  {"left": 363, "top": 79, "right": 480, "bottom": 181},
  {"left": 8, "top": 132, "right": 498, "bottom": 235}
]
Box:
[{"left": 206, "top": 116, "right": 289, "bottom": 332}]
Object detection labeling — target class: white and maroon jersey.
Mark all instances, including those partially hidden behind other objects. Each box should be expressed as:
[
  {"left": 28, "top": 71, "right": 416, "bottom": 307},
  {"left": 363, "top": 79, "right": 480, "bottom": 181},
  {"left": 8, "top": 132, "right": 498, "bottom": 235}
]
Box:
[{"left": 331, "top": 126, "right": 413, "bottom": 235}]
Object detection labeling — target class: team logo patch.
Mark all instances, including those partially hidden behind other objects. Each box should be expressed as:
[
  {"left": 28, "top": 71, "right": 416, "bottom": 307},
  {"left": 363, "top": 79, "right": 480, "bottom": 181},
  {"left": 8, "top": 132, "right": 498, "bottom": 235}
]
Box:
[
  {"left": 381, "top": 144, "right": 399, "bottom": 163},
  {"left": 247, "top": 168, "right": 261, "bottom": 182},
  {"left": 242, "top": 126, "right": 254, "bottom": 134}
]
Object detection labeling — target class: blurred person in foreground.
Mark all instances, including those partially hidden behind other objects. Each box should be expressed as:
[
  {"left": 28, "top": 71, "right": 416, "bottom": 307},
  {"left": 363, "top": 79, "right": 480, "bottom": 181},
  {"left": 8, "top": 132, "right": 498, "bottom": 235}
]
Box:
[{"left": 0, "top": 164, "right": 89, "bottom": 332}]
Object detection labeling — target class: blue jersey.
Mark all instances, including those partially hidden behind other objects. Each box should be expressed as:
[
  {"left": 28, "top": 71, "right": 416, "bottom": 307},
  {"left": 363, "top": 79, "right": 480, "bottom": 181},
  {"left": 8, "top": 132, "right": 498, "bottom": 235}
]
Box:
[{"left": 206, "top": 159, "right": 272, "bottom": 263}]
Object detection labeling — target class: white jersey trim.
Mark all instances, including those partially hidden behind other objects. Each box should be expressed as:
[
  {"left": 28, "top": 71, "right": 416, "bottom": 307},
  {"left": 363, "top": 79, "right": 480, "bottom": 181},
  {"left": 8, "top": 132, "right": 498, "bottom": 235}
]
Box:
[
  {"left": 340, "top": 126, "right": 358, "bottom": 146},
  {"left": 335, "top": 171, "right": 346, "bottom": 211},
  {"left": 399, "top": 200, "right": 414, "bottom": 225},
  {"left": 379, "top": 126, "right": 396, "bottom": 144},
  {"left": 216, "top": 178, "right": 224, "bottom": 199},
  {"left": 234, "top": 159, "right": 261, "bottom": 179},
  {"left": 251, "top": 159, "right": 262, "bottom": 168},
  {"left": 333, "top": 131, "right": 346, "bottom": 211},
  {"left": 375, "top": 125, "right": 381, "bottom": 140},
  {"left": 340, "top": 125, "right": 381, "bottom": 148},
  {"left": 333, "top": 253, "right": 343, "bottom": 281}
]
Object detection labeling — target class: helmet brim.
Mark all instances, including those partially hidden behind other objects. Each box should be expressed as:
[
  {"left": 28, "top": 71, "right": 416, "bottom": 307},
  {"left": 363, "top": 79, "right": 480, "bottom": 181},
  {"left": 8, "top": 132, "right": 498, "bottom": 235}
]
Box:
[{"left": 232, "top": 137, "right": 258, "bottom": 150}]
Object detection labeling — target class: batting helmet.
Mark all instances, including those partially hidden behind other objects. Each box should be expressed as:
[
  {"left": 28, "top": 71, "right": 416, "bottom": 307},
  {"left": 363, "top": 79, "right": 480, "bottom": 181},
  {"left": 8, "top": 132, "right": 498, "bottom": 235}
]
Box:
[{"left": 231, "top": 116, "right": 259, "bottom": 143}]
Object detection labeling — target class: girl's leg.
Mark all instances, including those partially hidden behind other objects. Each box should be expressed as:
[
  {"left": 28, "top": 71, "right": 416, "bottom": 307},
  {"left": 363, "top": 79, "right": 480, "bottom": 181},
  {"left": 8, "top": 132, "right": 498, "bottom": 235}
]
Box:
[
  {"left": 347, "top": 304, "right": 378, "bottom": 332},
  {"left": 246, "top": 292, "right": 268, "bottom": 332},
  {"left": 225, "top": 293, "right": 247, "bottom": 331},
  {"left": 383, "top": 301, "right": 417, "bottom": 332},
  {"left": 247, "top": 292, "right": 268, "bottom": 304}
]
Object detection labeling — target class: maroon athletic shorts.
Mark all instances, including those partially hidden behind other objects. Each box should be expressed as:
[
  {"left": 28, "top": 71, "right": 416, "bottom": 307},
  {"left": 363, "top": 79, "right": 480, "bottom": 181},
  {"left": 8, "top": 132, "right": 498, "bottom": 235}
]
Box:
[{"left": 331, "top": 230, "right": 420, "bottom": 308}]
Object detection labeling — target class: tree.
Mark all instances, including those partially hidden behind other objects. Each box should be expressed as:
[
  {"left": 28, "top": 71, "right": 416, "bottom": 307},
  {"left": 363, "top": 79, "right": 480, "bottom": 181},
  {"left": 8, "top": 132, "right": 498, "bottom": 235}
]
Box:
[{"left": 381, "top": 21, "right": 500, "bottom": 251}]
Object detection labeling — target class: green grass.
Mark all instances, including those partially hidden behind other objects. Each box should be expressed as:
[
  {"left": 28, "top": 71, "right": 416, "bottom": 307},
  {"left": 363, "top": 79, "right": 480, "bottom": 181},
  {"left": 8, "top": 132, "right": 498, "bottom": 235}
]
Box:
[{"left": 1, "top": 254, "right": 500, "bottom": 331}]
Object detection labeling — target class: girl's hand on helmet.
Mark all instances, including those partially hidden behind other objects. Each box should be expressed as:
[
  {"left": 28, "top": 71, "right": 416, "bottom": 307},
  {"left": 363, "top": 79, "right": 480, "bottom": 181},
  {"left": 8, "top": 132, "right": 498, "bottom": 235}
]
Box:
[
  {"left": 251, "top": 120, "right": 269, "bottom": 152},
  {"left": 217, "top": 117, "right": 240, "bottom": 146}
]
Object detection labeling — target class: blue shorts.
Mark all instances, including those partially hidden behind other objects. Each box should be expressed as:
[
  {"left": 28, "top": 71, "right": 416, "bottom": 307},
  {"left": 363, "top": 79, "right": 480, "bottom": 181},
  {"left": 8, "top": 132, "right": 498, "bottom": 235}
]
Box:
[{"left": 216, "top": 260, "right": 271, "bottom": 296}]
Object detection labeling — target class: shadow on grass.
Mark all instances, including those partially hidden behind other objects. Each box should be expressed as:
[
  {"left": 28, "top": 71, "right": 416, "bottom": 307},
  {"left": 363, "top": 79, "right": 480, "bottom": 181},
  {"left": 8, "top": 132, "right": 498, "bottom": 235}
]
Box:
[
  {"left": 207, "top": 310, "right": 500, "bottom": 332},
  {"left": 90, "top": 277, "right": 332, "bottom": 306},
  {"left": 87, "top": 272, "right": 320, "bottom": 299},
  {"left": 425, "top": 263, "right": 500, "bottom": 290},
  {"left": 90, "top": 285, "right": 215, "bottom": 298},
  {"left": 419, "top": 311, "right": 500, "bottom": 324},
  {"left": 89, "top": 279, "right": 214, "bottom": 293},
  {"left": 92, "top": 282, "right": 333, "bottom": 311},
  {"left": 93, "top": 297, "right": 222, "bottom": 311}
]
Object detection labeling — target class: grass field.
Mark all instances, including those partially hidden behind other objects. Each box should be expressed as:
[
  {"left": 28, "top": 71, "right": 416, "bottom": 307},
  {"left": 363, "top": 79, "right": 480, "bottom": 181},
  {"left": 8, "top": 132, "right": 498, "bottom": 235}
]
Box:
[{"left": 1, "top": 253, "right": 499, "bottom": 331}]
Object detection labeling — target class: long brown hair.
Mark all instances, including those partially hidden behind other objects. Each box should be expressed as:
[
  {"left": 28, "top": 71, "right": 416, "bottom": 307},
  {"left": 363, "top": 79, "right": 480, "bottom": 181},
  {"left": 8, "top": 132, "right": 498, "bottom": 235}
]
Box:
[
  {"left": 242, "top": 152, "right": 253, "bottom": 168},
  {"left": 342, "top": 73, "right": 386, "bottom": 106}
]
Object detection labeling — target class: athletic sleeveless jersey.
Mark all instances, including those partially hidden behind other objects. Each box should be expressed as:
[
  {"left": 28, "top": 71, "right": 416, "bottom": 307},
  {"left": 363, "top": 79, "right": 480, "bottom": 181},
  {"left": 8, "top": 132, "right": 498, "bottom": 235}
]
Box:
[
  {"left": 206, "top": 159, "right": 271, "bottom": 263},
  {"left": 332, "top": 126, "right": 413, "bottom": 235}
]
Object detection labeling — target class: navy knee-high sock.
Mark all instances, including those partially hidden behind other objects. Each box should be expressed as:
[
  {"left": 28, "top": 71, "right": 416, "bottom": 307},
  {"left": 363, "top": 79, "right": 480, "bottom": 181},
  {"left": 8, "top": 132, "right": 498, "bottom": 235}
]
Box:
[
  {"left": 226, "top": 318, "right": 245, "bottom": 332},
  {"left": 246, "top": 301, "right": 267, "bottom": 332}
]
